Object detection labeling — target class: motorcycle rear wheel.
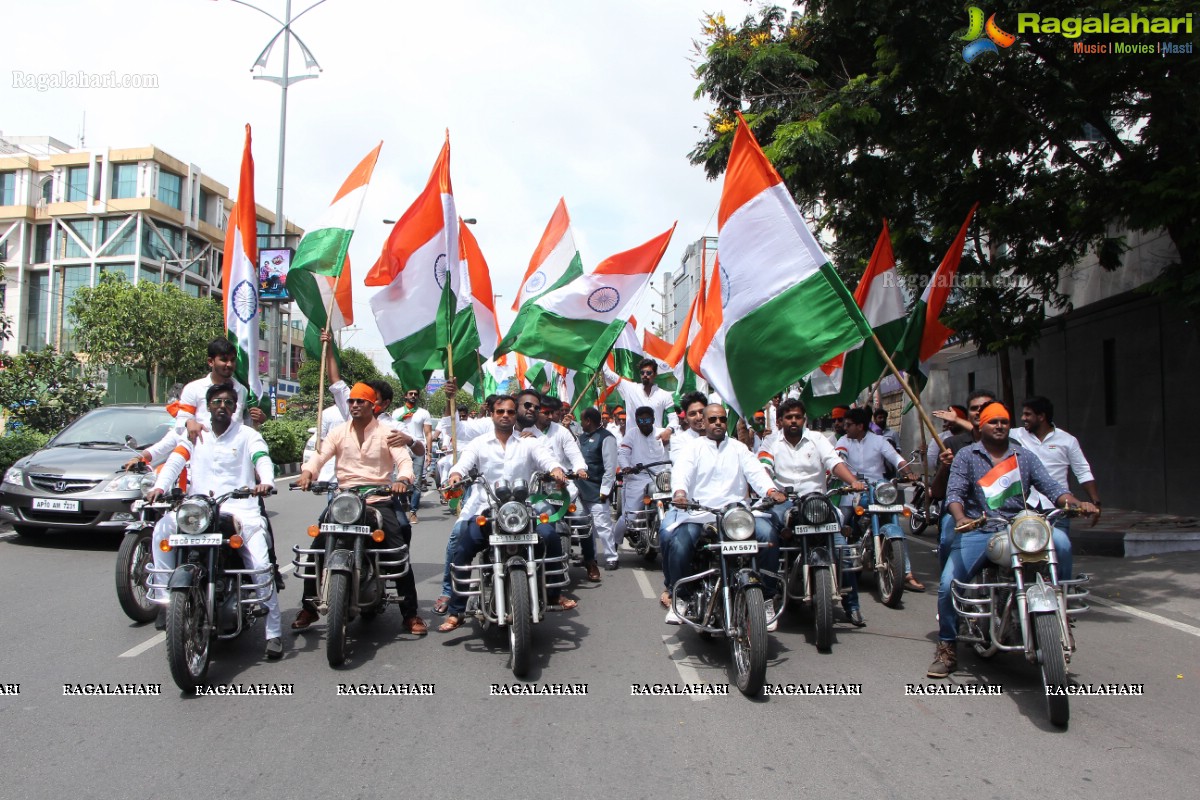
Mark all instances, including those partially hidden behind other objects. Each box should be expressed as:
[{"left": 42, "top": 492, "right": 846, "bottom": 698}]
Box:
[
  {"left": 166, "top": 587, "right": 210, "bottom": 693},
  {"left": 730, "top": 586, "right": 768, "bottom": 697},
  {"left": 508, "top": 568, "right": 532, "bottom": 678},
  {"left": 326, "top": 572, "right": 350, "bottom": 668},
  {"left": 1035, "top": 613, "right": 1070, "bottom": 727},
  {"left": 812, "top": 567, "right": 834, "bottom": 651},
  {"left": 115, "top": 531, "right": 158, "bottom": 623},
  {"left": 878, "top": 539, "right": 905, "bottom": 607}
]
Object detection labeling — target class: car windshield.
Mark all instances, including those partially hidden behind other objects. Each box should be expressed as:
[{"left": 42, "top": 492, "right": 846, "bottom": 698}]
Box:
[{"left": 50, "top": 406, "right": 175, "bottom": 449}]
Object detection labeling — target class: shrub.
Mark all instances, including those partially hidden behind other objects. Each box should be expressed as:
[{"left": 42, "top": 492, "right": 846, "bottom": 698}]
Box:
[
  {"left": 0, "top": 431, "right": 52, "bottom": 474},
  {"left": 259, "top": 419, "right": 308, "bottom": 466}
]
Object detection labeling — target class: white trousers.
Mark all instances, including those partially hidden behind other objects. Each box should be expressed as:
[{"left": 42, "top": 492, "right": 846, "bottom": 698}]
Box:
[
  {"left": 583, "top": 500, "right": 618, "bottom": 563},
  {"left": 612, "top": 474, "right": 652, "bottom": 550}
]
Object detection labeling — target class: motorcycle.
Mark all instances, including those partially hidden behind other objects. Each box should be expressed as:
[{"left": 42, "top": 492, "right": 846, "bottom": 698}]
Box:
[
  {"left": 619, "top": 460, "right": 672, "bottom": 562},
  {"left": 149, "top": 487, "right": 276, "bottom": 693},
  {"left": 843, "top": 478, "right": 910, "bottom": 607},
  {"left": 775, "top": 487, "right": 848, "bottom": 651},
  {"left": 669, "top": 501, "right": 772, "bottom": 697},
  {"left": 951, "top": 508, "right": 1091, "bottom": 727},
  {"left": 114, "top": 459, "right": 168, "bottom": 623},
  {"left": 290, "top": 482, "right": 411, "bottom": 667},
  {"left": 905, "top": 449, "right": 941, "bottom": 536},
  {"left": 451, "top": 470, "right": 570, "bottom": 677}
]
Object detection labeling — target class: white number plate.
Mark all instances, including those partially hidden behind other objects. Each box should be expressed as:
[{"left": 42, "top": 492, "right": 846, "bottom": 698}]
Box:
[
  {"left": 867, "top": 504, "right": 903, "bottom": 514},
  {"left": 32, "top": 497, "right": 80, "bottom": 512},
  {"left": 489, "top": 533, "right": 539, "bottom": 546},
  {"left": 720, "top": 542, "right": 760, "bottom": 554},
  {"left": 794, "top": 523, "right": 841, "bottom": 534},
  {"left": 168, "top": 533, "right": 223, "bottom": 547},
  {"left": 320, "top": 523, "right": 371, "bottom": 535}
]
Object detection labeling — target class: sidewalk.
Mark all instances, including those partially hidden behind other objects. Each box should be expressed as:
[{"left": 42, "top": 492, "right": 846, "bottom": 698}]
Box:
[{"left": 1066, "top": 508, "right": 1200, "bottom": 558}]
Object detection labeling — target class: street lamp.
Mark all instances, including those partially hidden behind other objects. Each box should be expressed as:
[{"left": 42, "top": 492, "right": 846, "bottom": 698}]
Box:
[{"left": 381, "top": 217, "right": 476, "bottom": 225}]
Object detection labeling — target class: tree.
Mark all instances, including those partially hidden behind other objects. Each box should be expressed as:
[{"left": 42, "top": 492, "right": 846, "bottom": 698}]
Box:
[
  {"left": 69, "top": 273, "right": 223, "bottom": 401},
  {"left": 0, "top": 350, "right": 105, "bottom": 434},
  {"left": 691, "top": 1, "right": 1200, "bottom": 403},
  {"left": 295, "top": 346, "right": 381, "bottom": 394}
]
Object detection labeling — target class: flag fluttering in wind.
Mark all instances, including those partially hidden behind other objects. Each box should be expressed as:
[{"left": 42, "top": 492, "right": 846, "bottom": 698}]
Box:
[
  {"left": 289, "top": 142, "right": 382, "bottom": 360},
  {"left": 222, "top": 124, "right": 262, "bottom": 403},
  {"left": 690, "top": 114, "right": 870, "bottom": 416},
  {"left": 512, "top": 198, "right": 585, "bottom": 311},
  {"left": 803, "top": 219, "right": 907, "bottom": 417},
  {"left": 496, "top": 224, "right": 676, "bottom": 373},
  {"left": 366, "top": 134, "right": 458, "bottom": 390},
  {"left": 445, "top": 219, "right": 501, "bottom": 384}
]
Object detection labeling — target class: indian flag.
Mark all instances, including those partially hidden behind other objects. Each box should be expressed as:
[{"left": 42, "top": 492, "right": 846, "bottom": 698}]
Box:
[
  {"left": 221, "top": 124, "right": 262, "bottom": 403},
  {"left": 641, "top": 326, "right": 678, "bottom": 392},
  {"left": 980, "top": 454, "right": 1023, "bottom": 510},
  {"left": 495, "top": 224, "right": 676, "bottom": 373},
  {"left": 444, "top": 219, "right": 501, "bottom": 384},
  {"left": 803, "top": 219, "right": 908, "bottom": 417},
  {"left": 366, "top": 133, "right": 458, "bottom": 391},
  {"left": 289, "top": 142, "right": 381, "bottom": 360},
  {"left": 690, "top": 114, "right": 870, "bottom": 416},
  {"left": 512, "top": 197, "right": 585, "bottom": 311}
]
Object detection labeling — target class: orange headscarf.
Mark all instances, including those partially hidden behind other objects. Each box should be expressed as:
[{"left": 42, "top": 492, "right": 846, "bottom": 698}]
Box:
[
  {"left": 978, "top": 402, "right": 1010, "bottom": 426},
  {"left": 349, "top": 383, "right": 378, "bottom": 403}
]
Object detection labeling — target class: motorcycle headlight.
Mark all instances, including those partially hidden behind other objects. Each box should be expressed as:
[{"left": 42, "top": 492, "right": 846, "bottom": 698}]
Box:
[
  {"left": 1010, "top": 512, "right": 1051, "bottom": 554},
  {"left": 723, "top": 507, "right": 755, "bottom": 541},
  {"left": 176, "top": 499, "right": 213, "bottom": 535},
  {"left": 511, "top": 479, "right": 529, "bottom": 502},
  {"left": 3, "top": 466, "right": 24, "bottom": 486},
  {"left": 799, "top": 493, "right": 834, "bottom": 525},
  {"left": 139, "top": 472, "right": 158, "bottom": 497},
  {"left": 497, "top": 501, "right": 531, "bottom": 533},
  {"left": 493, "top": 479, "right": 512, "bottom": 502},
  {"left": 655, "top": 470, "right": 672, "bottom": 493},
  {"left": 874, "top": 481, "right": 899, "bottom": 506},
  {"left": 329, "top": 492, "right": 364, "bottom": 525}
]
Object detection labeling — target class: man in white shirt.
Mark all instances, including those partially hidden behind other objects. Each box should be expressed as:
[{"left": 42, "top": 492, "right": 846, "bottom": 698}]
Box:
[
  {"left": 176, "top": 338, "right": 265, "bottom": 443},
  {"left": 615, "top": 405, "right": 670, "bottom": 570},
  {"left": 395, "top": 387, "right": 433, "bottom": 525},
  {"left": 1011, "top": 395, "right": 1102, "bottom": 531},
  {"left": 603, "top": 358, "right": 678, "bottom": 431},
  {"left": 666, "top": 404, "right": 786, "bottom": 624},
  {"left": 437, "top": 395, "right": 574, "bottom": 631},
  {"left": 656, "top": 391, "right": 709, "bottom": 606}
]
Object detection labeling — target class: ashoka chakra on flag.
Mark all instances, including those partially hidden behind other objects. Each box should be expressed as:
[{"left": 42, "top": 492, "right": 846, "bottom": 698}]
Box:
[
  {"left": 587, "top": 286, "right": 620, "bottom": 313},
  {"left": 232, "top": 280, "right": 258, "bottom": 323}
]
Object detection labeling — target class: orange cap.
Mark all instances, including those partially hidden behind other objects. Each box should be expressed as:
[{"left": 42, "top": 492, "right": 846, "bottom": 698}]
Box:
[
  {"left": 831, "top": 407, "right": 847, "bottom": 419},
  {"left": 978, "top": 402, "right": 1010, "bottom": 426}
]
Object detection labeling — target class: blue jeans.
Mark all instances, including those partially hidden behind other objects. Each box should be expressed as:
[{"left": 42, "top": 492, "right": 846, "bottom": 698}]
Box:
[
  {"left": 447, "top": 520, "right": 562, "bottom": 617},
  {"left": 410, "top": 454, "right": 424, "bottom": 512},
  {"left": 767, "top": 501, "right": 860, "bottom": 612},
  {"left": 665, "top": 515, "right": 779, "bottom": 600},
  {"left": 938, "top": 513, "right": 955, "bottom": 571},
  {"left": 938, "top": 525, "right": 1074, "bottom": 642},
  {"left": 658, "top": 507, "right": 683, "bottom": 590},
  {"left": 441, "top": 518, "right": 468, "bottom": 598}
]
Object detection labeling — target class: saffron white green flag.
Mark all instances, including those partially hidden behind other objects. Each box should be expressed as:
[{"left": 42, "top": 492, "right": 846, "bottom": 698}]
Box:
[
  {"left": 221, "top": 124, "right": 262, "bottom": 403},
  {"left": 980, "top": 454, "right": 1023, "bottom": 510},
  {"left": 366, "top": 134, "right": 458, "bottom": 391},
  {"left": 496, "top": 224, "right": 676, "bottom": 373},
  {"left": 445, "top": 219, "right": 501, "bottom": 385},
  {"left": 512, "top": 197, "right": 585, "bottom": 311},
  {"left": 690, "top": 114, "right": 869, "bottom": 416}
]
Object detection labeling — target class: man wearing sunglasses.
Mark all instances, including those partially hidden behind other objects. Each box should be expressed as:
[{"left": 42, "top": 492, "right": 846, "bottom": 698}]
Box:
[
  {"left": 396, "top": 388, "right": 433, "bottom": 525},
  {"left": 928, "top": 390, "right": 997, "bottom": 568},
  {"left": 614, "top": 405, "right": 669, "bottom": 571},
  {"left": 602, "top": 358, "right": 676, "bottom": 441},
  {"left": 666, "top": 404, "right": 786, "bottom": 625}
]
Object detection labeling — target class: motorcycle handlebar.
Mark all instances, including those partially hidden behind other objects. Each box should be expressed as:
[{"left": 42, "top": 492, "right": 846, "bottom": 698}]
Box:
[{"left": 620, "top": 460, "right": 672, "bottom": 475}]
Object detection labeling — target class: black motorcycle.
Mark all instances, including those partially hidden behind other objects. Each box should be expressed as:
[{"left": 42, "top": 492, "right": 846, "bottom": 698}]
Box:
[
  {"left": 114, "top": 461, "right": 169, "bottom": 623},
  {"left": 776, "top": 487, "right": 847, "bottom": 651},
  {"left": 619, "top": 460, "right": 672, "bottom": 562}
]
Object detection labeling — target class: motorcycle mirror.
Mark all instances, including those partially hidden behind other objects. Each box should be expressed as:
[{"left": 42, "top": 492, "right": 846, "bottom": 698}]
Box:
[
  {"left": 511, "top": 479, "right": 529, "bottom": 502},
  {"left": 124, "top": 434, "right": 139, "bottom": 450}
]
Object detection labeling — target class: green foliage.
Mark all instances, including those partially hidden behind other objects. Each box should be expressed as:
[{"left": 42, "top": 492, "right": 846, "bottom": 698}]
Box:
[
  {"left": 280, "top": 391, "right": 320, "bottom": 427},
  {"left": 69, "top": 273, "right": 223, "bottom": 401},
  {"left": 0, "top": 431, "right": 52, "bottom": 474},
  {"left": 426, "top": 389, "right": 475, "bottom": 418},
  {"left": 0, "top": 351, "right": 106, "bottom": 434},
  {"left": 296, "top": 347, "right": 381, "bottom": 394},
  {"left": 259, "top": 418, "right": 309, "bottom": 465},
  {"left": 691, "top": 0, "right": 1200, "bottom": 354}
]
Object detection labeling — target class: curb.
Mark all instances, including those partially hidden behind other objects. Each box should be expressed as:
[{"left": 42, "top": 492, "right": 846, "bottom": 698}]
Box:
[{"left": 274, "top": 462, "right": 301, "bottom": 478}]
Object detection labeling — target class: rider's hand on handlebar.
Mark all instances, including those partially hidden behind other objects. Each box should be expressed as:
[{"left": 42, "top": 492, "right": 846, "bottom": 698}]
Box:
[
  {"left": 391, "top": 479, "right": 411, "bottom": 496},
  {"left": 252, "top": 482, "right": 274, "bottom": 497},
  {"left": 765, "top": 488, "right": 787, "bottom": 505},
  {"left": 672, "top": 490, "right": 688, "bottom": 508},
  {"left": 145, "top": 487, "right": 165, "bottom": 504},
  {"left": 296, "top": 471, "right": 314, "bottom": 491},
  {"left": 574, "top": 469, "right": 589, "bottom": 480},
  {"left": 954, "top": 514, "right": 985, "bottom": 532},
  {"left": 123, "top": 455, "right": 147, "bottom": 472},
  {"left": 549, "top": 468, "right": 568, "bottom": 486},
  {"left": 444, "top": 474, "right": 462, "bottom": 490}
]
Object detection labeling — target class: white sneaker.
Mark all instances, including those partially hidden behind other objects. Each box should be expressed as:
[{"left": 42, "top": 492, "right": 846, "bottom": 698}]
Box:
[
  {"left": 764, "top": 599, "right": 778, "bottom": 632},
  {"left": 664, "top": 607, "right": 684, "bottom": 625}
]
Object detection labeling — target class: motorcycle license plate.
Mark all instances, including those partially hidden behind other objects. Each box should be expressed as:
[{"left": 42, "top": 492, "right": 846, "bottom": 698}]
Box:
[
  {"left": 489, "top": 533, "right": 539, "bottom": 546},
  {"left": 319, "top": 523, "right": 371, "bottom": 535},
  {"left": 867, "top": 504, "right": 903, "bottom": 513},
  {"left": 32, "top": 497, "right": 80, "bottom": 512},
  {"left": 720, "top": 542, "right": 760, "bottom": 554},
  {"left": 168, "top": 533, "right": 223, "bottom": 547},
  {"left": 794, "top": 523, "right": 841, "bottom": 534}
]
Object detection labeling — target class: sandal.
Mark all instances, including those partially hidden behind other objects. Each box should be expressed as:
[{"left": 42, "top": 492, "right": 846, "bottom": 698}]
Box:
[
  {"left": 433, "top": 595, "right": 450, "bottom": 615},
  {"left": 547, "top": 597, "right": 579, "bottom": 612},
  {"left": 404, "top": 616, "right": 429, "bottom": 635},
  {"left": 904, "top": 574, "right": 927, "bottom": 592},
  {"left": 437, "top": 614, "right": 465, "bottom": 633},
  {"left": 660, "top": 591, "right": 671, "bottom": 609}
]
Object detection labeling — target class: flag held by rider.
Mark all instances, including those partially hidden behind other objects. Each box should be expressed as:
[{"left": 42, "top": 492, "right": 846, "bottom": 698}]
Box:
[{"left": 222, "top": 124, "right": 262, "bottom": 404}]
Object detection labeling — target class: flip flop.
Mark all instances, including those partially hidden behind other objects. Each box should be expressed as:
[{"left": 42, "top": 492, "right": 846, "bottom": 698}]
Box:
[
  {"left": 433, "top": 595, "right": 450, "bottom": 615},
  {"left": 437, "top": 614, "right": 465, "bottom": 633},
  {"left": 547, "top": 597, "right": 579, "bottom": 612},
  {"left": 660, "top": 591, "right": 671, "bottom": 609}
]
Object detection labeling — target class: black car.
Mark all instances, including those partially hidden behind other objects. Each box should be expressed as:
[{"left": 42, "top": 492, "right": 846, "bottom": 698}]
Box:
[{"left": 0, "top": 404, "right": 174, "bottom": 537}]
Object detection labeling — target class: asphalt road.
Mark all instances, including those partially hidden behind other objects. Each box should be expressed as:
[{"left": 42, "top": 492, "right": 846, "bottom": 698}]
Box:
[{"left": 1, "top": 479, "right": 1199, "bottom": 799}]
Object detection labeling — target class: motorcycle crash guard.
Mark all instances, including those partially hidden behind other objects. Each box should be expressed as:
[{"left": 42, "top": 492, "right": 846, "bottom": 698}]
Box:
[
  {"left": 1026, "top": 578, "right": 1060, "bottom": 614},
  {"left": 326, "top": 549, "right": 355, "bottom": 575},
  {"left": 167, "top": 562, "right": 203, "bottom": 590}
]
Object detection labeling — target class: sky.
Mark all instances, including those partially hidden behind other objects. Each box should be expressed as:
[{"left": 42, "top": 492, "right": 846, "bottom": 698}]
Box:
[{"left": 2, "top": 0, "right": 733, "bottom": 374}]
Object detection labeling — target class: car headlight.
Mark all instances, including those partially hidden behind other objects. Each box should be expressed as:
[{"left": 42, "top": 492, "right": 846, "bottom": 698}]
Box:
[
  {"left": 874, "top": 481, "right": 899, "bottom": 506},
  {"left": 139, "top": 472, "right": 158, "bottom": 497},
  {"left": 723, "top": 507, "right": 755, "bottom": 541},
  {"left": 1010, "top": 511, "right": 1051, "bottom": 554},
  {"left": 104, "top": 473, "right": 147, "bottom": 493},
  {"left": 176, "top": 499, "right": 213, "bottom": 535},
  {"left": 497, "top": 501, "right": 531, "bottom": 534},
  {"left": 799, "top": 493, "right": 834, "bottom": 525},
  {"left": 654, "top": 470, "right": 672, "bottom": 493},
  {"left": 3, "top": 466, "right": 24, "bottom": 486},
  {"left": 329, "top": 492, "right": 364, "bottom": 525}
]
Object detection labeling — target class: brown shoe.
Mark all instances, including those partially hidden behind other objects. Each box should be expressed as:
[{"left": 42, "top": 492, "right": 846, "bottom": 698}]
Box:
[
  {"left": 403, "top": 615, "right": 429, "bottom": 635},
  {"left": 905, "top": 573, "right": 927, "bottom": 592},
  {"left": 927, "top": 642, "right": 957, "bottom": 678},
  {"left": 291, "top": 608, "right": 319, "bottom": 631},
  {"left": 585, "top": 561, "right": 602, "bottom": 582},
  {"left": 408, "top": 511, "right": 419, "bottom": 525}
]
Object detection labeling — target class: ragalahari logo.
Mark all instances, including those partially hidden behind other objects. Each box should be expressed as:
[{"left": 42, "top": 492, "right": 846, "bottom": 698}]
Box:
[{"left": 961, "top": 7, "right": 1017, "bottom": 62}]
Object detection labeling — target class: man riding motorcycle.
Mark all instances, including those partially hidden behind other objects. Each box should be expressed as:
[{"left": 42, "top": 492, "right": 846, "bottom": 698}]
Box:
[
  {"left": 615, "top": 404, "right": 670, "bottom": 568},
  {"left": 657, "top": 390, "right": 709, "bottom": 608}
]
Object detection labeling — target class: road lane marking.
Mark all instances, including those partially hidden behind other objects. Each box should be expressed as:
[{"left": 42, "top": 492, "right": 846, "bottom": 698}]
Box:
[
  {"left": 119, "top": 563, "right": 296, "bottom": 657},
  {"left": 1090, "top": 596, "right": 1200, "bottom": 639},
  {"left": 661, "top": 635, "right": 712, "bottom": 702},
  {"left": 0, "top": 531, "right": 17, "bottom": 541},
  {"left": 632, "top": 567, "right": 657, "bottom": 600}
]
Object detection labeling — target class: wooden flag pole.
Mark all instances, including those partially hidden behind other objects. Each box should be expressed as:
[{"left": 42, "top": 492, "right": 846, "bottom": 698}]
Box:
[
  {"left": 313, "top": 267, "right": 344, "bottom": 455},
  {"left": 567, "top": 369, "right": 603, "bottom": 416},
  {"left": 869, "top": 333, "right": 950, "bottom": 455}
]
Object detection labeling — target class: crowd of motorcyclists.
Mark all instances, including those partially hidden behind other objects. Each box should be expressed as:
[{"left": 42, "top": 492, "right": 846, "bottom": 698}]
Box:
[{"left": 124, "top": 335, "right": 1101, "bottom": 702}]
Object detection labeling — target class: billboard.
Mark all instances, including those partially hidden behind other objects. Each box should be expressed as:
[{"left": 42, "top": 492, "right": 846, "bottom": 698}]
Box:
[{"left": 259, "top": 247, "right": 292, "bottom": 301}]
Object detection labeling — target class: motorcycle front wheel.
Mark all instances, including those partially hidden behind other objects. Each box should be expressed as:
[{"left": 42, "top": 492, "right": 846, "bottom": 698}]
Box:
[
  {"left": 115, "top": 531, "right": 158, "bottom": 623},
  {"left": 508, "top": 568, "right": 532, "bottom": 678},
  {"left": 812, "top": 567, "right": 834, "bottom": 651},
  {"left": 878, "top": 539, "right": 905, "bottom": 607},
  {"left": 730, "top": 586, "right": 768, "bottom": 697},
  {"left": 1035, "top": 613, "right": 1070, "bottom": 727},
  {"left": 166, "top": 587, "right": 210, "bottom": 693},
  {"left": 326, "top": 572, "right": 350, "bottom": 668}
]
